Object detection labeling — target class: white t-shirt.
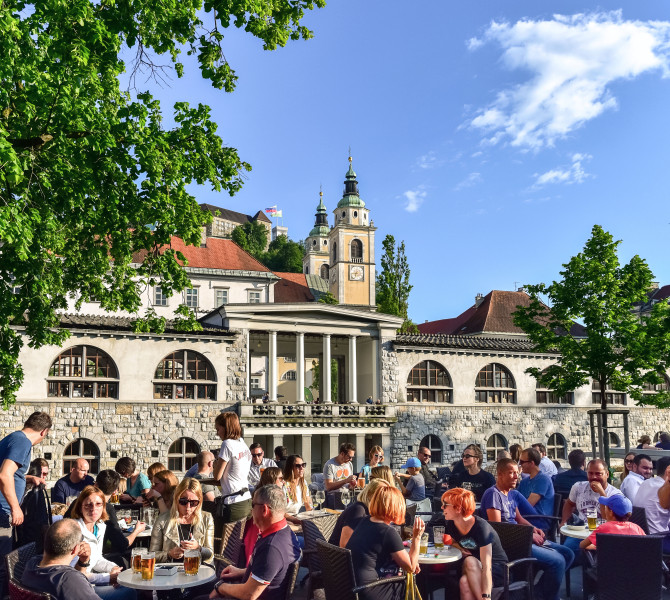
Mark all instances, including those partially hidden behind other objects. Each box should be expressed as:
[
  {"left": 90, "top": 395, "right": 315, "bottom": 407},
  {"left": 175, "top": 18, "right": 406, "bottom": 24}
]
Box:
[
  {"left": 219, "top": 438, "right": 252, "bottom": 505},
  {"left": 568, "top": 480, "right": 623, "bottom": 520},
  {"left": 619, "top": 471, "right": 645, "bottom": 503},
  {"left": 633, "top": 477, "right": 669, "bottom": 535},
  {"left": 323, "top": 457, "right": 353, "bottom": 493}
]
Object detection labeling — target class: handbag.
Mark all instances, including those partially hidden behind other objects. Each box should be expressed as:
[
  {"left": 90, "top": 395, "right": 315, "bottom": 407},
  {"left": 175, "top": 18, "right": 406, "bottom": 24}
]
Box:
[{"left": 404, "top": 572, "right": 422, "bottom": 600}]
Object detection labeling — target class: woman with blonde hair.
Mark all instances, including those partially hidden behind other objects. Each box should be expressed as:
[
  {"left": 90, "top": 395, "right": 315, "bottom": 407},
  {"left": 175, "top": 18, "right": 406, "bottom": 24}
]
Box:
[
  {"left": 149, "top": 477, "right": 214, "bottom": 563},
  {"left": 359, "top": 445, "right": 384, "bottom": 484},
  {"left": 370, "top": 465, "right": 395, "bottom": 486},
  {"left": 619, "top": 452, "right": 637, "bottom": 484},
  {"left": 346, "top": 485, "right": 425, "bottom": 596},
  {"left": 147, "top": 462, "right": 167, "bottom": 481},
  {"left": 145, "top": 469, "right": 179, "bottom": 514},
  {"left": 284, "top": 454, "right": 312, "bottom": 517},
  {"left": 329, "top": 478, "right": 391, "bottom": 547}
]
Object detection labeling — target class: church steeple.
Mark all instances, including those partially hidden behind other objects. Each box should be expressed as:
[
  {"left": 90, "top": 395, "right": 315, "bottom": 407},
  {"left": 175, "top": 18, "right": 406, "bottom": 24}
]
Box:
[
  {"left": 309, "top": 190, "right": 330, "bottom": 237},
  {"left": 337, "top": 155, "right": 365, "bottom": 208}
]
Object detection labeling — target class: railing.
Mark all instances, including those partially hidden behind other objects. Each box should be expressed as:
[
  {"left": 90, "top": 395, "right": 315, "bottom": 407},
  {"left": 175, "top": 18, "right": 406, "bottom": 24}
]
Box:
[{"left": 240, "top": 403, "right": 395, "bottom": 419}]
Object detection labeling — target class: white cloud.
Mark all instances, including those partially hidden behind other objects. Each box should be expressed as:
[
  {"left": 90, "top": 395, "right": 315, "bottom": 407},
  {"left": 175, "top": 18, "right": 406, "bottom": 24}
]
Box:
[
  {"left": 415, "top": 151, "right": 443, "bottom": 170},
  {"left": 532, "top": 152, "right": 592, "bottom": 187},
  {"left": 468, "top": 11, "right": 670, "bottom": 149},
  {"left": 402, "top": 187, "right": 427, "bottom": 212},
  {"left": 454, "top": 172, "right": 483, "bottom": 191}
]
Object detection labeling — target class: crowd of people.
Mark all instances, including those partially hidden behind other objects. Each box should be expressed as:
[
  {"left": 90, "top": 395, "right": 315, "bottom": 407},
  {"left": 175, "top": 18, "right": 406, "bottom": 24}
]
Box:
[{"left": 2, "top": 412, "right": 670, "bottom": 600}]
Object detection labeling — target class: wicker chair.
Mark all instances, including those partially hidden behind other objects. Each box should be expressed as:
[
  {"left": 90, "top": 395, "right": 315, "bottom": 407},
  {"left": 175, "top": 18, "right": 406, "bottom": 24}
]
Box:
[
  {"left": 487, "top": 521, "right": 537, "bottom": 600},
  {"left": 281, "top": 560, "right": 301, "bottom": 600},
  {"left": 301, "top": 514, "right": 338, "bottom": 600},
  {"left": 316, "top": 539, "right": 406, "bottom": 600},
  {"left": 213, "top": 518, "right": 247, "bottom": 575},
  {"left": 404, "top": 503, "right": 417, "bottom": 527},
  {"left": 522, "top": 493, "right": 563, "bottom": 542},
  {"left": 630, "top": 506, "right": 650, "bottom": 534},
  {"left": 5, "top": 542, "right": 39, "bottom": 585},
  {"left": 8, "top": 580, "right": 53, "bottom": 600}
]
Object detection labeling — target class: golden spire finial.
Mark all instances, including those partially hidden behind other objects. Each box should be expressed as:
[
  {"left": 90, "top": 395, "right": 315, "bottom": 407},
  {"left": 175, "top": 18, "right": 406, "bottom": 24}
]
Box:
[{"left": 348, "top": 146, "right": 352, "bottom": 163}]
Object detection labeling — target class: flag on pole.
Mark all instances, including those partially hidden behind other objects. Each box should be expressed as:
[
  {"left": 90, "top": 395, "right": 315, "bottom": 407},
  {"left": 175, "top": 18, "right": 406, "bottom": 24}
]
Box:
[
  {"left": 265, "top": 206, "right": 277, "bottom": 214},
  {"left": 273, "top": 210, "right": 283, "bottom": 218}
]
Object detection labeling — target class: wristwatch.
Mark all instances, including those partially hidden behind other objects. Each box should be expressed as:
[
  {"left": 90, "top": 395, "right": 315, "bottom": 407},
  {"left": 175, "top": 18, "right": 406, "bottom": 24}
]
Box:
[
  {"left": 77, "top": 560, "right": 91, "bottom": 568},
  {"left": 482, "top": 594, "right": 491, "bottom": 598}
]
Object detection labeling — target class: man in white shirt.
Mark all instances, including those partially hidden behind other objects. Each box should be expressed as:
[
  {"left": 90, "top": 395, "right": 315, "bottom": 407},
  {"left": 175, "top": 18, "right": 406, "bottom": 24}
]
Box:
[
  {"left": 323, "top": 443, "right": 357, "bottom": 501},
  {"left": 620, "top": 453, "right": 653, "bottom": 502},
  {"left": 532, "top": 443, "right": 558, "bottom": 478},
  {"left": 247, "top": 444, "right": 277, "bottom": 491},
  {"left": 560, "top": 458, "right": 623, "bottom": 559},
  {"left": 634, "top": 456, "right": 670, "bottom": 552}
]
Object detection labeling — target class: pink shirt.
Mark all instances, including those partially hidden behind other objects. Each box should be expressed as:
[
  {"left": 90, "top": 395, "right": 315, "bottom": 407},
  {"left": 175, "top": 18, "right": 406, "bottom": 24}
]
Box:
[{"left": 587, "top": 520, "right": 645, "bottom": 546}]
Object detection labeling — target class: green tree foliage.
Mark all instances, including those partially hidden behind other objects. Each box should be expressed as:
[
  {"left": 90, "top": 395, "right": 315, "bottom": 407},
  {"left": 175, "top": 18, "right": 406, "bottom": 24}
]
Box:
[
  {"left": 231, "top": 221, "right": 269, "bottom": 258},
  {"left": 0, "top": 0, "right": 325, "bottom": 408},
  {"left": 513, "top": 225, "right": 670, "bottom": 462},
  {"left": 317, "top": 291, "right": 339, "bottom": 304},
  {"left": 262, "top": 235, "right": 305, "bottom": 273},
  {"left": 376, "top": 234, "right": 414, "bottom": 330},
  {"left": 309, "top": 358, "right": 338, "bottom": 401}
]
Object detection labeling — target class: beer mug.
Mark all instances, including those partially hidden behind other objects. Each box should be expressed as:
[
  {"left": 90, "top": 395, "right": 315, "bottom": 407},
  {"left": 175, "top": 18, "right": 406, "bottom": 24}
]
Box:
[
  {"left": 587, "top": 509, "right": 598, "bottom": 531},
  {"left": 433, "top": 526, "right": 445, "bottom": 549},
  {"left": 131, "top": 548, "right": 146, "bottom": 574},
  {"left": 184, "top": 549, "right": 200, "bottom": 576},
  {"left": 141, "top": 551, "right": 156, "bottom": 580},
  {"left": 419, "top": 533, "right": 429, "bottom": 555}
]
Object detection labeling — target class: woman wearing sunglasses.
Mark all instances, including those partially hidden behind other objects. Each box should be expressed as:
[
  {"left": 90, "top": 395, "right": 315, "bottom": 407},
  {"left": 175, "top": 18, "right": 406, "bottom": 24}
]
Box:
[
  {"left": 359, "top": 445, "right": 384, "bottom": 485},
  {"left": 149, "top": 478, "right": 214, "bottom": 564},
  {"left": 619, "top": 452, "right": 636, "bottom": 485},
  {"left": 284, "top": 454, "right": 312, "bottom": 517}
]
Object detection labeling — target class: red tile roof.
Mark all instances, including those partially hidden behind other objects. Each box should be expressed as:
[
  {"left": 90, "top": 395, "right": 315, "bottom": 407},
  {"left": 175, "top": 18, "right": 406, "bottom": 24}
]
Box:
[
  {"left": 273, "top": 272, "right": 315, "bottom": 303},
  {"left": 133, "top": 237, "right": 270, "bottom": 272}
]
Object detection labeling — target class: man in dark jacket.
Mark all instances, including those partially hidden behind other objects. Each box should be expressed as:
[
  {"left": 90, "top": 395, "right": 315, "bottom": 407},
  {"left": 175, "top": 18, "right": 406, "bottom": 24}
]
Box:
[
  {"left": 417, "top": 447, "right": 438, "bottom": 498},
  {"left": 553, "top": 449, "right": 588, "bottom": 499}
]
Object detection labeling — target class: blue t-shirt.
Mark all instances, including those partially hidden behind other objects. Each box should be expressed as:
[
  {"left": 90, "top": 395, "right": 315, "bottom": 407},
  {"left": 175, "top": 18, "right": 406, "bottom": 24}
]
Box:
[
  {"left": 127, "top": 473, "right": 151, "bottom": 498},
  {"left": 553, "top": 468, "right": 588, "bottom": 498},
  {"left": 517, "top": 472, "right": 554, "bottom": 531},
  {"left": 480, "top": 486, "right": 525, "bottom": 524},
  {"left": 406, "top": 473, "right": 426, "bottom": 501},
  {"left": 51, "top": 474, "right": 96, "bottom": 504},
  {"left": 0, "top": 431, "right": 32, "bottom": 526}
]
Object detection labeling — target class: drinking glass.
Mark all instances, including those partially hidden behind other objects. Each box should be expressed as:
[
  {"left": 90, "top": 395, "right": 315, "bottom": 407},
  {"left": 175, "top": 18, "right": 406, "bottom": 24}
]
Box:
[
  {"left": 131, "top": 548, "right": 146, "bottom": 574},
  {"left": 141, "top": 552, "right": 156, "bottom": 580},
  {"left": 314, "top": 490, "right": 325, "bottom": 511},
  {"left": 461, "top": 482, "right": 472, "bottom": 492},
  {"left": 341, "top": 490, "right": 351, "bottom": 508},
  {"left": 419, "top": 533, "right": 429, "bottom": 555},
  {"left": 433, "top": 526, "right": 445, "bottom": 549},
  {"left": 587, "top": 509, "right": 597, "bottom": 531},
  {"left": 184, "top": 550, "right": 200, "bottom": 576},
  {"left": 144, "top": 508, "right": 156, "bottom": 528}
]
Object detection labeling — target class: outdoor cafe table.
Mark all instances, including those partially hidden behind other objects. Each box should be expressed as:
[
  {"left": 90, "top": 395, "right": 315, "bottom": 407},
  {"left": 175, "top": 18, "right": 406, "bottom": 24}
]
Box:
[
  {"left": 117, "top": 564, "right": 216, "bottom": 591},
  {"left": 560, "top": 524, "right": 591, "bottom": 539},
  {"left": 415, "top": 544, "right": 462, "bottom": 565}
]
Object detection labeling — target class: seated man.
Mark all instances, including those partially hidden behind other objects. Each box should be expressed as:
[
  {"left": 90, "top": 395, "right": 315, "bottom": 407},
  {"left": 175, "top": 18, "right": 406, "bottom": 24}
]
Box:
[
  {"left": 532, "top": 443, "right": 558, "bottom": 478},
  {"left": 208, "top": 484, "right": 301, "bottom": 600},
  {"left": 517, "top": 447, "right": 554, "bottom": 532},
  {"left": 21, "top": 518, "right": 99, "bottom": 600},
  {"left": 481, "top": 458, "right": 573, "bottom": 600},
  {"left": 323, "top": 443, "right": 357, "bottom": 501},
  {"left": 634, "top": 456, "right": 670, "bottom": 552},
  {"left": 620, "top": 453, "right": 653, "bottom": 503},
  {"left": 553, "top": 449, "right": 588, "bottom": 499},
  {"left": 51, "top": 458, "right": 95, "bottom": 504},
  {"left": 248, "top": 444, "right": 278, "bottom": 491}
]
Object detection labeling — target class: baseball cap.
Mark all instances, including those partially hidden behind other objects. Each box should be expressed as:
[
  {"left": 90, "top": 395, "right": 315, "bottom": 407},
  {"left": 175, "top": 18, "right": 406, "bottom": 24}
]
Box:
[
  {"left": 401, "top": 457, "right": 421, "bottom": 469},
  {"left": 598, "top": 494, "right": 632, "bottom": 517}
]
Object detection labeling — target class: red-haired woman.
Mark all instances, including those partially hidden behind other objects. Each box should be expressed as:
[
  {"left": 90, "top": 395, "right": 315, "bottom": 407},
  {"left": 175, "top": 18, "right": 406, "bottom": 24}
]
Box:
[
  {"left": 345, "top": 485, "right": 425, "bottom": 599},
  {"left": 440, "top": 488, "right": 507, "bottom": 600}
]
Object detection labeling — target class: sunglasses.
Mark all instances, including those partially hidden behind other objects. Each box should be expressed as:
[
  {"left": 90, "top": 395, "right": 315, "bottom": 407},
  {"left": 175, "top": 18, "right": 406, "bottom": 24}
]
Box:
[
  {"left": 518, "top": 459, "right": 533, "bottom": 465},
  {"left": 462, "top": 454, "right": 476, "bottom": 459},
  {"left": 178, "top": 498, "right": 200, "bottom": 507},
  {"left": 421, "top": 453, "right": 431, "bottom": 457},
  {"left": 294, "top": 463, "right": 306, "bottom": 469},
  {"left": 251, "top": 453, "right": 263, "bottom": 457},
  {"left": 441, "top": 502, "right": 451, "bottom": 508},
  {"left": 374, "top": 454, "right": 384, "bottom": 458},
  {"left": 625, "top": 459, "right": 634, "bottom": 464}
]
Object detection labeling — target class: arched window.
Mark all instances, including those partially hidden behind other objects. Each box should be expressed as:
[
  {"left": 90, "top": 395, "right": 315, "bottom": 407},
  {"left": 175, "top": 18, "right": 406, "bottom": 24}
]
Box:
[
  {"left": 320, "top": 264, "right": 329, "bottom": 280},
  {"left": 281, "top": 370, "right": 297, "bottom": 381},
  {"left": 535, "top": 369, "right": 573, "bottom": 404},
  {"left": 591, "top": 380, "right": 625, "bottom": 405},
  {"left": 48, "top": 346, "right": 119, "bottom": 399},
  {"left": 420, "top": 435, "right": 443, "bottom": 464},
  {"left": 486, "top": 434, "right": 508, "bottom": 462},
  {"left": 406, "top": 361, "right": 452, "bottom": 403},
  {"left": 475, "top": 364, "right": 516, "bottom": 403},
  {"left": 154, "top": 351, "right": 216, "bottom": 400},
  {"left": 167, "top": 437, "right": 199, "bottom": 472},
  {"left": 547, "top": 433, "right": 567, "bottom": 460},
  {"left": 63, "top": 438, "right": 100, "bottom": 476},
  {"left": 332, "top": 242, "right": 338, "bottom": 264},
  {"left": 351, "top": 239, "right": 363, "bottom": 263},
  {"left": 654, "top": 431, "right": 663, "bottom": 443},
  {"left": 609, "top": 432, "right": 621, "bottom": 448}
]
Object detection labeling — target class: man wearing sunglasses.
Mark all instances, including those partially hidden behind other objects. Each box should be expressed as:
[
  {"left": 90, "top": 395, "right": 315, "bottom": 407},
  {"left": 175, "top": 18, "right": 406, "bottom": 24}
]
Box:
[
  {"left": 211, "top": 485, "right": 300, "bottom": 600},
  {"left": 247, "top": 444, "right": 277, "bottom": 491}
]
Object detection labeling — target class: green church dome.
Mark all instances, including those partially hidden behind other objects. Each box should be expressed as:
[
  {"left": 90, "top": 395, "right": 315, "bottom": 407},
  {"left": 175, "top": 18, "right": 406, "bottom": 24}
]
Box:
[{"left": 337, "top": 156, "right": 365, "bottom": 208}]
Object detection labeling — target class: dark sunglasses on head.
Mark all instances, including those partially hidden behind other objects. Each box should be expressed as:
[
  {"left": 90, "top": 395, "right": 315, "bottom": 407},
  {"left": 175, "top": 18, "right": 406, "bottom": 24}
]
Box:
[{"left": 178, "top": 498, "right": 200, "bottom": 507}]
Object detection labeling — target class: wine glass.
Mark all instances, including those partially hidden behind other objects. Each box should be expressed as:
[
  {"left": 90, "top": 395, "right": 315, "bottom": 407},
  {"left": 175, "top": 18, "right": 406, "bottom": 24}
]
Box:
[
  {"left": 341, "top": 489, "right": 351, "bottom": 508},
  {"left": 315, "top": 490, "right": 325, "bottom": 511}
]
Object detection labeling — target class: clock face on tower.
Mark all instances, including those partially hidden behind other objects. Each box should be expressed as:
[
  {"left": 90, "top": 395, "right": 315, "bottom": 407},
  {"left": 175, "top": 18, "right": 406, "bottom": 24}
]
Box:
[{"left": 349, "top": 265, "right": 364, "bottom": 281}]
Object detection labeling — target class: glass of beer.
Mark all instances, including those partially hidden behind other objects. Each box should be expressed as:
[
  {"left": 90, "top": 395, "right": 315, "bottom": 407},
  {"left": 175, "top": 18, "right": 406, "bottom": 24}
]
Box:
[
  {"left": 419, "top": 533, "right": 429, "bottom": 555},
  {"left": 357, "top": 475, "right": 365, "bottom": 489},
  {"left": 141, "top": 551, "right": 156, "bottom": 580},
  {"left": 131, "top": 548, "right": 146, "bottom": 574},
  {"left": 111, "top": 491, "right": 119, "bottom": 504},
  {"left": 433, "top": 526, "right": 445, "bottom": 549},
  {"left": 587, "top": 509, "right": 597, "bottom": 531},
  {"left": 184, "top": 550, "right": 200, "bottom": 576}
]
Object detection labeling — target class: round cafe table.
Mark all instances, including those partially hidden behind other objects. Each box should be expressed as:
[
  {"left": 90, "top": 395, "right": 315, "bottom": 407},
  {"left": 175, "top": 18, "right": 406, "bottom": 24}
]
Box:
[
  {"left": 560, "top": 524, "right": 591, "bottom": 540},
  {"left": 406, "top": 544, "right": 462, "bottom": 565},
  {"left": 117, "top": 564, "right": 216, "bottom": 590}
]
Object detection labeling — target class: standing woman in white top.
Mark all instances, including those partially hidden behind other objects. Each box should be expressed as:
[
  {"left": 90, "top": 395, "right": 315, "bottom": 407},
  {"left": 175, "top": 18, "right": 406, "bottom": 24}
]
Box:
[{"left": 212, "top": 412, "right": 252, "bottom": 523}]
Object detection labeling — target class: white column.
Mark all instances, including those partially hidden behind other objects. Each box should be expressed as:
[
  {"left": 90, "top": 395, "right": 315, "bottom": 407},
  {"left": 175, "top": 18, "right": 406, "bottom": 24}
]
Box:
[
  {"left": 355, "top": 433, "right": 365, "bottom": 473},
  {"left": 371, "top": 337, "right": 379, "bottom": 403},
  {"left": 245, "top": 330, "right": 251, "bottom": 402},
  {"left": 348, "top": 335, "right": 357, "bottom": 404},
  {"left": 296, "top": 333, "right": 305, "bottom": 403},
  {"left": 269, "top": 331, "right": 277, "bottom": 403},
  {"left": 302, "top": 434, "right": 313, "bottom": 477},
  {"left": 328, "top": 434, "right": 339, "bottom": 459},
  {"left": 323, "top": 334, "right": 332, "bottom": 404}
]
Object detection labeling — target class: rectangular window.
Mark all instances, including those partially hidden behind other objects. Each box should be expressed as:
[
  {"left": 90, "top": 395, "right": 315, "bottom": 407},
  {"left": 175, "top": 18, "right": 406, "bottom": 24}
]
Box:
[
  {"left": 250, "top": 377, "right": 261, "bottom": 390},
  {"left": 154, "top": 287, "right": 168, "bottom": 306},
  {"left": 215, "top": 288, "right": 228, "bottom": 306},
  {"left": 248, "top": 290, "right": 261, "bottom": 304},
  {"left": 185, "top": 288, "right": 199, "bottom": 308}
]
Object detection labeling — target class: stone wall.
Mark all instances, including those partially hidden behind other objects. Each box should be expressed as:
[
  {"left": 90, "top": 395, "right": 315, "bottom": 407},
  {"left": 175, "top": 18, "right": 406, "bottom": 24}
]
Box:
[
  {"left": 380, "top": 337, "right": 399, "bottom": 404},
  {"left": 226, "top": 331, "right": 248, "bottom": 404}
]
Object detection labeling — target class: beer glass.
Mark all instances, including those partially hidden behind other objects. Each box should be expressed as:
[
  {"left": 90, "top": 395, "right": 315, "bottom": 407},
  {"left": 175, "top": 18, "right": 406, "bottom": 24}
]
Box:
[
  {"left": 587, "top": 509, "right": 597, "bottom": 531},
  {"left": 141, "top": 551, "right": 156, "bottom": 580},
  {"left": 433, "top": 526, "right": 445, "bottom": 549},
  {"left": 419, "top": 533, "right": 429, "bottom": 554},
  {"left": 184, "top": 549, "right": 200, "bottom": 576},
  {"left": 131, "top": 548, "right": 146, "bottom": 574}
]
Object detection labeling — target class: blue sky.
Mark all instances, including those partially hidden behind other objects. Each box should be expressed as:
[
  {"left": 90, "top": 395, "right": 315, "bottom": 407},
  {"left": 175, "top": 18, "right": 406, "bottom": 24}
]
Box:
[{"left": 143, "top": 1, "right": 670, "bottom": 323}]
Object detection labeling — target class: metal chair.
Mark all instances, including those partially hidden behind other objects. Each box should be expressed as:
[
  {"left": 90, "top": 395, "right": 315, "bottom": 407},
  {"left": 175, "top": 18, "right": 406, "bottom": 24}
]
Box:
[
  {"left": 315, "top": 539, "right": 406, "bottom": 600},
  {"left": 213, "top": 518, "right": 247, "bottom": 575},
  {"left": 488, "top": 521, "right": 537, "bottom": 600},
  {"left": 301, "top": 514, "right": 337, "bottom": 600},
  {"left": 583, "top": 533, "right": 663, "bottom": 600},
  {"left": 5, "top": 542, "right": 38, "bottom": 585},
  {"left": 8, "top": 580, "right": 53, "bottom": 600}
]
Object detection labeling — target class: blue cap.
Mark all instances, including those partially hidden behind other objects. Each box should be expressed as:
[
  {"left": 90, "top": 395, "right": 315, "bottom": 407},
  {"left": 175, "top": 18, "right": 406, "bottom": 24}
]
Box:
[
  {"left": 401, "top": 457, "right": 421, "bottom": 469},
  {"left": 599, "top": 494, "right": 632, "bottom": 517}
]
